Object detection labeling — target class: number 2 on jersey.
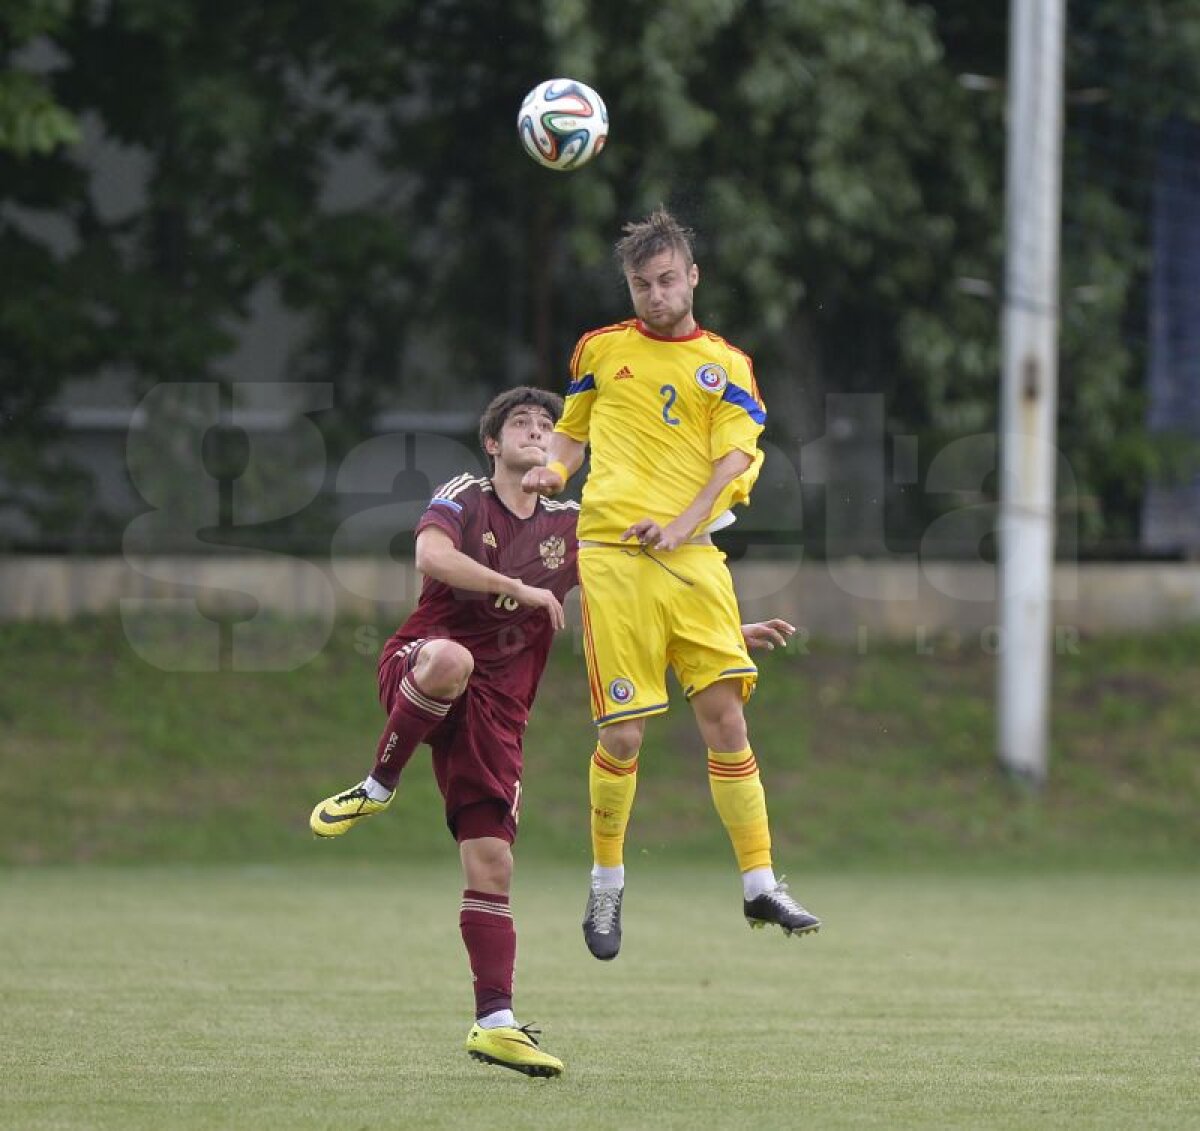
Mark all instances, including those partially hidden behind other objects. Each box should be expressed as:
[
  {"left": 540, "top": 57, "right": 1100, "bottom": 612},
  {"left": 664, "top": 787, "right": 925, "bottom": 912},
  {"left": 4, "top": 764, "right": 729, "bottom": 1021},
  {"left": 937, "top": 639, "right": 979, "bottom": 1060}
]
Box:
[{"left": 659, "top": 384, "right": 680, "bottom": 426}]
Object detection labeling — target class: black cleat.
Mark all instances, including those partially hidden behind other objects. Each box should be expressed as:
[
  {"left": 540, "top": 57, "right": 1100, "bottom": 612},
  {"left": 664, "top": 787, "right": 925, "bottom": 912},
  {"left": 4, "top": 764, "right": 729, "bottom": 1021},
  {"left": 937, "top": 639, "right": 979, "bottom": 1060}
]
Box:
[
  {"left": 583, "top": 886, "right": 623, "bottom": 960},
  {"left": 744, "top": 880, "right": 821, "bottom": 937}
]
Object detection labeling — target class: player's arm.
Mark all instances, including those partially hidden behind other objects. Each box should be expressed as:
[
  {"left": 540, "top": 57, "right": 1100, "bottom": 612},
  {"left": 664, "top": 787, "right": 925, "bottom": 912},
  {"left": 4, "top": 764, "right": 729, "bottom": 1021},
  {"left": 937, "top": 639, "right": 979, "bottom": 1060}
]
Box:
[
  {"left": 521, "top": 432, "right": 585, "bottom": 496},
  {"left": 415, "top": 527, "right": 565, "bottom": 630},
  {"left": 622, "top": 448, "right": 754, "bottom": 551},
  {"left": 525, "top": 343, "right": 595, "bottom": 495}
]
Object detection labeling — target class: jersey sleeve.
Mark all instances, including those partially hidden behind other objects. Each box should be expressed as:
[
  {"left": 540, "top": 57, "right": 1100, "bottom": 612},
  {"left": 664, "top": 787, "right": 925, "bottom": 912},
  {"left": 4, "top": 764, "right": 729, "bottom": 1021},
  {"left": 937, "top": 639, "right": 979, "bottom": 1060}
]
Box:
[
  {"left": 707, "top": 350, "right": 766, "bottom": 517},
  {"left": 710, "top": 349, "right": 766, "bottom": 460},
  {"left": 555, "top": 334, "right": 598, "bottom": 443},
  {"left": 414, "top": 477, "right": 473, "bottom": 548}
]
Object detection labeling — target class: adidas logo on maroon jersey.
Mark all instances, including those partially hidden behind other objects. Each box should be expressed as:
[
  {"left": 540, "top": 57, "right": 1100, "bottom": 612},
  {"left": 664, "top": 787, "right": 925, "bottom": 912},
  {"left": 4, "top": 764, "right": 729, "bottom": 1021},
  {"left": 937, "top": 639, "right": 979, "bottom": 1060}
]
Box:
[{"left": 614, "top": 365, "right": 635, "bottom": 380}]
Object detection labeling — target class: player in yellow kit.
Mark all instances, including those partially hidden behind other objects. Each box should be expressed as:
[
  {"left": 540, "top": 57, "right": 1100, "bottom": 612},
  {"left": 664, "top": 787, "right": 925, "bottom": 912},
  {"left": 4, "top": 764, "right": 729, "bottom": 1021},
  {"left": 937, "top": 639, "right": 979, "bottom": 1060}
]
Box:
[{"left": 523, "top": 207, "right": 820, "bottom": 959}]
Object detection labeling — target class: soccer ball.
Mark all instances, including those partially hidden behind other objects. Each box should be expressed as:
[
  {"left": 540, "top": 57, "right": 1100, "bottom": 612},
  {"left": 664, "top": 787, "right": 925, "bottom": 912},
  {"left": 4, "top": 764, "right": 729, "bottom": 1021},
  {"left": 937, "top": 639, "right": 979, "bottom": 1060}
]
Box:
[{"left": 517, "top": 79, "right": 608, "bottom": 172}]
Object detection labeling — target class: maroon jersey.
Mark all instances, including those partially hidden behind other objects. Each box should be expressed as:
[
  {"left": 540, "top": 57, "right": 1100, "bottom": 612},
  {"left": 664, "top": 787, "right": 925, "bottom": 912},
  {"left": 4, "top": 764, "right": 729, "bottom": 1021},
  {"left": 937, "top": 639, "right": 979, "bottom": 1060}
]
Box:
[{"left": 380, "top": 473, "right": 579, "bottom": 729}]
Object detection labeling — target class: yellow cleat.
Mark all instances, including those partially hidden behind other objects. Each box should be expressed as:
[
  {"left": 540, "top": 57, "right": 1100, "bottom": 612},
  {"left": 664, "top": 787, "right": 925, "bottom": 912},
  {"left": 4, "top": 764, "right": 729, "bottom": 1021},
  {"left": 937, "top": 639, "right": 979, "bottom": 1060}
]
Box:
[
  {"left": 465, "top": 1023, "right": 563, "bottom": 1078},
  {"left": 309, "top": 782, "right": 392, "bottom": 838}
]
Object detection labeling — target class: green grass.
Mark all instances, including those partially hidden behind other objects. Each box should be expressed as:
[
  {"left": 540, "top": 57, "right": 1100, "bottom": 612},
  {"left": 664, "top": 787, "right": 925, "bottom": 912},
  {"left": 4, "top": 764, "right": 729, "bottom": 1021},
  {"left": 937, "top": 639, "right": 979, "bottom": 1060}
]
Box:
[
  {"left": 1, "top": 617, "right": 1197, "bottom": 868},
  {"left": 2, "top": 618, "right": 1197, "bottom": 1127},
  {"left": 1, "top": 864, "right": 1197, "bottom": 1130}
]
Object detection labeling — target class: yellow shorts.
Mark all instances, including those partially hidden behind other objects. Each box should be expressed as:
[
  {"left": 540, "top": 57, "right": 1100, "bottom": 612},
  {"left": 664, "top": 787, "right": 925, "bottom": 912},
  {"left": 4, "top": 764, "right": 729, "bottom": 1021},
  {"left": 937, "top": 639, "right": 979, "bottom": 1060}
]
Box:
[{"left": 577, "top": 543, "right": 757, "bottom": 726}]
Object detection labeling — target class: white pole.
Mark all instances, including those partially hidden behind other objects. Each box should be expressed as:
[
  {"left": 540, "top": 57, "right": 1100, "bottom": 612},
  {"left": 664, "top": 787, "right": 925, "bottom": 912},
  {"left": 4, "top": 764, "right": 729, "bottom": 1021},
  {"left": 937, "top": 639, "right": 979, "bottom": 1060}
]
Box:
[{"left": 997, "top": 0, "right": 1066, "bottom": 785}]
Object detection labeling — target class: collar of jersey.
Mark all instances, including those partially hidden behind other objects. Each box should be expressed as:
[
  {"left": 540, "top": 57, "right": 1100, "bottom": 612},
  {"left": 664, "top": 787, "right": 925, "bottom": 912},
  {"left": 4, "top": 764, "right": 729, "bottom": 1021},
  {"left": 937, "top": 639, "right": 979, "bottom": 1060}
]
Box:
[{"left": 635, "top": 320, "right": 705, "bottom": 343}]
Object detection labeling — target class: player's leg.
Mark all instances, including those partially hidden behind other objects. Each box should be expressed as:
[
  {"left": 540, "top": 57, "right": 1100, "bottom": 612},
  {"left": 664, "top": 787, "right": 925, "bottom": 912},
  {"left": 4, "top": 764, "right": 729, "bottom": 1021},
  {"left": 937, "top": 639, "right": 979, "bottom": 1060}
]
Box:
[
  {"left": 689, "top": 677, "right": 767, "bottom": 876},
  {"left": 584, "top": 716, "right": 644, "bottom": 960},
  {"left": 690, "top": 679, "right": 820, "bottom": 938},
  {"left": 435, "top": 697, "right": 562, "bottom": 1077},
  {"left": 456, "top": 812, "right": 562, "bottom": 1078},
  {"left": 670, "top": 546, "right": 820, "bottom": 937},
  {"left": 371, "top": 639, "right": 470, "bottom": 790},
  {"left": 309, "top": 639, "right": 469, "bottom": 837},
  {"left": 577, "top": 548, "right": 671, "bottom": 960}
]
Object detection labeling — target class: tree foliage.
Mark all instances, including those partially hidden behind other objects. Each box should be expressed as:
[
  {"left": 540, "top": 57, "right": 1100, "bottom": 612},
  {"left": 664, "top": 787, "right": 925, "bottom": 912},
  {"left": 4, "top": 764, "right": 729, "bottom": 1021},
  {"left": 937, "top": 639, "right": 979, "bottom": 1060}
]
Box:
[
  {"left": 1, "top": 0, "right": 1197, "bottom": 549},
  {"left": 931, "top": 0, "right": 1200, "bottom": 546},
  {"left": 0, "top": 0, "right": 80, "bottom": 156}
]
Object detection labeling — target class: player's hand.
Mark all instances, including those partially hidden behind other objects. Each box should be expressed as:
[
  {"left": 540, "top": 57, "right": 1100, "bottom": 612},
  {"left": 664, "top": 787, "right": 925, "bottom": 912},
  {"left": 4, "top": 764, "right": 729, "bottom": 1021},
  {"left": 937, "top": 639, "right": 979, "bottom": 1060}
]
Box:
[
  {"left": 620, "top": 517, "right": 694, "bottom": 552},
  {"left": 511, "top": 583, "right": 566, "bottom": 631},
  {"left": 522, "top": 466, "right": 565, "bottom": 496},
  {"left": 741, "top": 618, "right": 796, "bottom": 651}
]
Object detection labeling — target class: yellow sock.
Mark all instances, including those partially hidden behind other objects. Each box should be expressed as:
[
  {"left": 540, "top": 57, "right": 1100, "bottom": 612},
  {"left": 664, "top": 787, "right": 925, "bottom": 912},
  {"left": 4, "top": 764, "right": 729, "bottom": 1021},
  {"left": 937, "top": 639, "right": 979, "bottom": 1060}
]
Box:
[
  {"left": 590, "top": 743, "right": 638, "bottom": 868},
  {"left": 708, "top": 747, "right": 773, "bottom": 872}
]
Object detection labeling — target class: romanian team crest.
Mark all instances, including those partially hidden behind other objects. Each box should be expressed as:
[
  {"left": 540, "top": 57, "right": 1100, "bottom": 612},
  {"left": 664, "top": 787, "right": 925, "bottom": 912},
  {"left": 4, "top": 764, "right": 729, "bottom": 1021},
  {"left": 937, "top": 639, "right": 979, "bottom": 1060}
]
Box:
[
  {"left": 695, "top": 363, "right": 728, "bottom": 393},
  {"left": 538, "top": 534, "right": 566, "bottom": 569},
  {"left": 608, "top": 678, "right": 635, "bottom": 704}
]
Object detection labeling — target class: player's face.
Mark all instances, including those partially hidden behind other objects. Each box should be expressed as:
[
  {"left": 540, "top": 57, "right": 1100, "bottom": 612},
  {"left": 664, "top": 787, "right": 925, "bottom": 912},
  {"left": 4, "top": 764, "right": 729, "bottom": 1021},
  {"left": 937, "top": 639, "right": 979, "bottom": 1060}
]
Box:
[
  {"left": 625, "top": 248, "right": 699, "bottom": 337},
  {"left": 493, "top": 405, "right": 556, "bottom": 472}
]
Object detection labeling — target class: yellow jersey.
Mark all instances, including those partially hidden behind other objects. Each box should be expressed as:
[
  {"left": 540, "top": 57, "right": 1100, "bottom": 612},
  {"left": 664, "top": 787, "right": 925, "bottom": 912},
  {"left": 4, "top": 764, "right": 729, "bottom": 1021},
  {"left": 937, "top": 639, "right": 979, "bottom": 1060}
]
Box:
[{"left": 556, "top": 319, "right": 766, "bottom": 543}]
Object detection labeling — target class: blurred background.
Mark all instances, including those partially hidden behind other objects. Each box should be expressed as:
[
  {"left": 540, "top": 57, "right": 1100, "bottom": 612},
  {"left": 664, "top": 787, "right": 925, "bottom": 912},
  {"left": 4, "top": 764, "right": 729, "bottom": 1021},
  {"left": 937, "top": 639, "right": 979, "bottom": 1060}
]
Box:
[
  {"left": 1, "top": 0, "right": 1198, "bottom": 865},
  {"left": 4, "top": 0, "right": 1199, "bottom": 559}
]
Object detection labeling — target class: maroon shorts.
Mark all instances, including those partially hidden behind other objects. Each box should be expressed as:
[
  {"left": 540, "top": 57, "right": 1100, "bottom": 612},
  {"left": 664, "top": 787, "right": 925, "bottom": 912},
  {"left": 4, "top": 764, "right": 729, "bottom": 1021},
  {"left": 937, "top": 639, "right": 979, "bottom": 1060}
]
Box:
[{"left": 378, "top": 639, "right": 523, "bottom": 844}]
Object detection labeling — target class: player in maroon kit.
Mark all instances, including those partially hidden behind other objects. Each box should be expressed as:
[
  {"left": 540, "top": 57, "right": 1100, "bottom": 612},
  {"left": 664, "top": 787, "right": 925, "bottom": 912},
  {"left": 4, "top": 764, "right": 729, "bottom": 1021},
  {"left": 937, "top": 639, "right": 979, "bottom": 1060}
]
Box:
[
  {"left": 309, "top": 386, "right": 574, "bottom": 1078},
  {"left": 309, "top": 385, "right": 795, "bottom": 1078}
]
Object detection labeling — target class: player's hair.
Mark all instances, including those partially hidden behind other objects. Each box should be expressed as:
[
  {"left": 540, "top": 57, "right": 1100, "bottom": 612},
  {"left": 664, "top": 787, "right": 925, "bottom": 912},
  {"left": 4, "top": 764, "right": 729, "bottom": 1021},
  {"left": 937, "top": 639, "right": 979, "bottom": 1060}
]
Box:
[
  {"left": 614, "top": 206, "right": 695, "bottom": 273},
  {"left": 478, "top": 386, "right": 563, "bottom": 463}
]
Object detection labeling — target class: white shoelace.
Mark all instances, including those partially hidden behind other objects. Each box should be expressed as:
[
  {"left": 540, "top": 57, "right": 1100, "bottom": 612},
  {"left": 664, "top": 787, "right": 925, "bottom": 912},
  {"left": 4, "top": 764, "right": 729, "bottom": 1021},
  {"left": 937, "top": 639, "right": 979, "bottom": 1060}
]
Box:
[
  {"left": 588, "top": 889, "right": 621, "bottom": 933},
  {"left": 765, "top": 881, "right": 807, "bottom": 914}
]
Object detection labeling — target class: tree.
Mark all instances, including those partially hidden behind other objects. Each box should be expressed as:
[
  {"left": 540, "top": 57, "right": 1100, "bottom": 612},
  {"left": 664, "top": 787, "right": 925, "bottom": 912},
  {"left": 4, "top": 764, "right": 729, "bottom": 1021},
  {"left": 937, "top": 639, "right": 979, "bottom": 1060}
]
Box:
[
  {"left": 4, "top": 0, "right": 1198, "bottom": 552},
  {"left": 929, "top": 0, "right": 1200, "bottom": 548},
  {"left": 0, "top": 0, "right": 80, "bottom": 156},
  {"left": 530, "top": 0, "right": 1003, "bottom": 553},
  {"left": 2, "top": 1, "right": 430, "bottom": 545}
]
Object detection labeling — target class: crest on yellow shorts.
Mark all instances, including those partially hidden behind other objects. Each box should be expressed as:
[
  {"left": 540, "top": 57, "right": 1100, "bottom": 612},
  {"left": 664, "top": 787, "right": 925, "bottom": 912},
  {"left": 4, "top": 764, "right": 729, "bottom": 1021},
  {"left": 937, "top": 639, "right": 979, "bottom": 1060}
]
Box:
[{"left": 608, "top": 678, "right": 635, "bottom": 704}]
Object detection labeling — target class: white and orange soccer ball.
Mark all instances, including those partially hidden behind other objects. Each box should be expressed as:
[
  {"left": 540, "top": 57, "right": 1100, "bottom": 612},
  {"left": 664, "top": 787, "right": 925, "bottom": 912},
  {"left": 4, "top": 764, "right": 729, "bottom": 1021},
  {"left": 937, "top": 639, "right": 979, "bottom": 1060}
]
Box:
[{"left": 517, "top": 78, "right": 608, "bottom": 172}]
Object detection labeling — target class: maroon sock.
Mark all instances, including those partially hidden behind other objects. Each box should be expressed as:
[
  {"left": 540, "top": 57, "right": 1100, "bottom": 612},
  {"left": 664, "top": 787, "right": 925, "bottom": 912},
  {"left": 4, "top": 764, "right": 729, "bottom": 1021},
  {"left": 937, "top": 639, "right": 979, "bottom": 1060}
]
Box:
[
  {"left": 370, "top": 673, "right": 455, "bottom": 790},
  {"left": 460, "top": 890, "right": 516, "bottom": 1019}
]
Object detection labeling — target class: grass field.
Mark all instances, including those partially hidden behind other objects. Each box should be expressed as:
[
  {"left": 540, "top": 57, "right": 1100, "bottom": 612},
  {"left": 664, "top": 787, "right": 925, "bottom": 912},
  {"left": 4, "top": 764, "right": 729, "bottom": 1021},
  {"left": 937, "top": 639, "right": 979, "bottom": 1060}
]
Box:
[
  {"left": 2, "top": 863, "right": 1197, "bottom": 1130},
  {"left": 1, "top": 618, "right": 1198, "bottom": 1128},
  {"left": 1, "top": 617, "right": 1198, "bottom": 868}
]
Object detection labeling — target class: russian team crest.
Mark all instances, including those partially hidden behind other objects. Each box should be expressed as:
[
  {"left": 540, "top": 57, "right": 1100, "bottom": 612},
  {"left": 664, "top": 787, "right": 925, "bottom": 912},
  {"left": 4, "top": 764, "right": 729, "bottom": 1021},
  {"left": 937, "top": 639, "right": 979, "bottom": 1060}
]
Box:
[
  {"left": 695, "top": 363, "right": 728, "bottom": 393},
  {"left": 608, "top": 678, "right": 635, "bottom": 704},
  {"left": 538, "top": 534, "right": 566, "bottom": 569}
]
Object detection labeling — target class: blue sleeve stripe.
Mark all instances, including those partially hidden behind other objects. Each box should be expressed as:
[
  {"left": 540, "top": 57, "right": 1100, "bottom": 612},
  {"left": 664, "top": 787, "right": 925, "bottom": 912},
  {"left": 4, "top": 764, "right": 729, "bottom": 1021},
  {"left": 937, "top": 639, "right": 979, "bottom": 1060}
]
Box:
[
  {"left": 430, "top": 498, "right": 463, "bottom": 512},
  {"left": 721, "top": 384, "right": 766, "bottom": 425},
  {"left": 566, "top": 373, "right": 596, "bottom": 396}
]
